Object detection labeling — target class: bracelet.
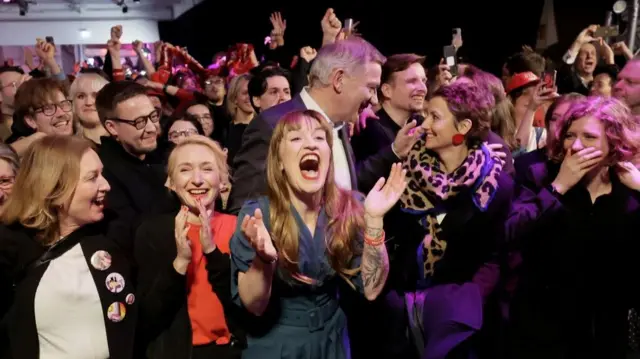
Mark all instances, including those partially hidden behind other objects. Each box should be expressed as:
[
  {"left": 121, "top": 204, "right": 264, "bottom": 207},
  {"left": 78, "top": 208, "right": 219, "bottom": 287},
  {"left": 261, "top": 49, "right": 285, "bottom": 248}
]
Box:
[
  {"left": 364, "top": 230, "right": 385, "bottom": 247},
  {"left": 162, "top": 83, "right": 169, "bottom": 93}
]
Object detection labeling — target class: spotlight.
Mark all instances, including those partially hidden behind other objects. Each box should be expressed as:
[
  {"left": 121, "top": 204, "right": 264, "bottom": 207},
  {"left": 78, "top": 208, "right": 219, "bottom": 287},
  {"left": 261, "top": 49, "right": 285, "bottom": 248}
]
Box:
[
  {"left": 614, "top": 0, "right": 628, "bottom": 14},
  {"left": 121, "top": 5, "right": 128, "bottom": 12}
]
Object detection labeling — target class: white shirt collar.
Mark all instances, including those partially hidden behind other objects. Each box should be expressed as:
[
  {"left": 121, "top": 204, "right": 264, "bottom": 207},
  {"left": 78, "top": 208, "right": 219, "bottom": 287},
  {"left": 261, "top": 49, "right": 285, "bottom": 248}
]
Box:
[{"left": 299, "top": 87, "right": 343, "bottom": 131}]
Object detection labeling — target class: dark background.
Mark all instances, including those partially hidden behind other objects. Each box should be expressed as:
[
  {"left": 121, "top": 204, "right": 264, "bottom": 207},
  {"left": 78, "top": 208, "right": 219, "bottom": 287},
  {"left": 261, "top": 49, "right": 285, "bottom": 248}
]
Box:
[{"left": 159, "top": 0, "right": 615, "bottom": 75}]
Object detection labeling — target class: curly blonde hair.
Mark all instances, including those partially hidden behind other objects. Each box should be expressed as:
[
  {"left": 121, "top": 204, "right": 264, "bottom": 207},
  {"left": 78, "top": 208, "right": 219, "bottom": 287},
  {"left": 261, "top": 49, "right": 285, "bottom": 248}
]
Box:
[{"left": 550, "top": 96, "right": 640, "bottom": 165}]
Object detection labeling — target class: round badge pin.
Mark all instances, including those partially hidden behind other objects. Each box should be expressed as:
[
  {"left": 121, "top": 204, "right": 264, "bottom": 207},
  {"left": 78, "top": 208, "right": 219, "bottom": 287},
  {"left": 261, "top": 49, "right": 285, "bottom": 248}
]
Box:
[
  {"left": 125, "top": 293, "right": 135, "bottom": 305},
  {"left": 90, "top": 250, "right": 112, "bottom": 271},
  {"left": 107, "top": 302, "right": 126, "bottom": 322},
  {"left": 105, "top": 273, "right": 125, "bottom": 294}
]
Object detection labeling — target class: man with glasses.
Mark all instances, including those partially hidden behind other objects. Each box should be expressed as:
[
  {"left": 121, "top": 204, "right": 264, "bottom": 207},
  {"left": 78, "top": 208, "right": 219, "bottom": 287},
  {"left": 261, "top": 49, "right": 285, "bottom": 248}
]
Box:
[
  {"left": 96, "top": 81, "right": 175, "bottom": 251},
  {"left": 0, "top": 66, "right": 30, "bottom": 141},
  {"left": 9, "top": 77, "right": 73, "bottom": 156}
]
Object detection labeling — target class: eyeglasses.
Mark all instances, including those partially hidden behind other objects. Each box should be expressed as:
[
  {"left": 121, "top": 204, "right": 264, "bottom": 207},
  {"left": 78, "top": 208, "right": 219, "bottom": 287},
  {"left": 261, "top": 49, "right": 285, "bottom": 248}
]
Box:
[
  {"left": 34, "top": 100, "right": 73, "bottom": 116},
  {"left": 189, "top": 113, "right": 212, "bottom": 122},
  {"left": 109, "top": 109, "right": 161, "bottom": 130},
  {"left": 205, "top": 78, "right": 224, "bottom": 87},
  {"left": 168, "top": 128, "right": 198, "bottom": 141},
  {"left": 0, "top": 176, "right": 15, "bottom": 189}
]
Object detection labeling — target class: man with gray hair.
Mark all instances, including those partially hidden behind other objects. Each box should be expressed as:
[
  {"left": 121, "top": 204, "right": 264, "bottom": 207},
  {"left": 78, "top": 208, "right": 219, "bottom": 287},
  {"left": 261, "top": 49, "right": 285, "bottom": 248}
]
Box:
[{"left": 227, "top": 37, "right": 388, "bottom": 214}]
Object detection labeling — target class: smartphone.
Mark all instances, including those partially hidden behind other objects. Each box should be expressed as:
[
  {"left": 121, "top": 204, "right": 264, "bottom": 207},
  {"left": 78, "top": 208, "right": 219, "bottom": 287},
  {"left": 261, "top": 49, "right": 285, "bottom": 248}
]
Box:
[
  {"left": 45, "top": 36, "right": 55, "bottom": 44},
  {"left": 541, "top": 70, "right": 557, "bottom": 88},
  {"left": 594, "top": 26, "right": 619, "bottom": 38},
  {"left": 452, "top": 28, "right": 462, "bottom": 37},
  {"left": 443, "top": 45, "right": 458, "bottom": 76}
]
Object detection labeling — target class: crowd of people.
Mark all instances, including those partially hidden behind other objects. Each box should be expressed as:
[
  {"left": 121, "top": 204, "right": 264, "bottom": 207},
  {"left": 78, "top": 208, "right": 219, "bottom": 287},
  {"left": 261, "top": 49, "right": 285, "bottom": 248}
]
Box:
[{"left": 1, "top": 7, "right": 640, "bottom": 359}]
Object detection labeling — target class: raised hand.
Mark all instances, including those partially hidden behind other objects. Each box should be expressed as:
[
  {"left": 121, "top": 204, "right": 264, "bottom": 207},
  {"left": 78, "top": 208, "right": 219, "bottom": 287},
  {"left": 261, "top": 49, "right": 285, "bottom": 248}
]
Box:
[
  {"left": 598, "top": 38, "right": 615, "bottom": 64},
  {"left": 132, "top": 40, "right": 144, "bottom": 53},
  {"left": 552, "top": 147, "right": 604, "bottom": 194},
  {"left": 321, "top": 8, "right": 342, "bottom": 39},
  {"left": 299, "top": 46, "right": 317, "bottom": 62},
  {"left": 392, "top": 120, "right": 424, "bottom": 159},
  {"left": 34, "top": 38, "right": 55, "bottom": 60},
  {"left": 269, "top": 12, "right": 287, "bottom": 36},
  {"left": 529, "top": 83, "right": 559, "bottom": 111},
  {"left": 111, "top": 25, "right": 123, "bottom": 41},
  {"left": 107, "top": 25, "right": 122, "bottom": 52},
  {"left": 241, "top": 208, "right": 277, "bottom": 263},
  {"left": 612, "top": 41, "right": 633, "bottom": 59},
  {"left": 364, "top": 163, "right": 408, "bottom": 219},
  {"left": 576, "top": 25, "right": 598, "bottom": 45}
]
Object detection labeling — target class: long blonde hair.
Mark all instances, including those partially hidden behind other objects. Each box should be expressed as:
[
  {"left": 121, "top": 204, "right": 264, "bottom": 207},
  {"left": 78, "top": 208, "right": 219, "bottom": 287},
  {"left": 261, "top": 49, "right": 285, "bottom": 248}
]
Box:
[
  {"left": 0, "top": 136, "right": 94, "bottom": 244},
  {"left": 266, "top": 110, "right": 364, "bottom": 280}
]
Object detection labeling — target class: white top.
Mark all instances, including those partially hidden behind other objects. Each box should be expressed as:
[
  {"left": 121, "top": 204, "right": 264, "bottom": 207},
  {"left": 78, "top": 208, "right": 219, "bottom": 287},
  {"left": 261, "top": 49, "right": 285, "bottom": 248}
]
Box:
[
  {"left": 300, "top": 88, "right": 352, "bottom": 190},
  {"left": 523, "top": 127, "right": 547, "bottom": 153},
  {"left": 34, "top": 243, "right": 110, "bottom": 359}
]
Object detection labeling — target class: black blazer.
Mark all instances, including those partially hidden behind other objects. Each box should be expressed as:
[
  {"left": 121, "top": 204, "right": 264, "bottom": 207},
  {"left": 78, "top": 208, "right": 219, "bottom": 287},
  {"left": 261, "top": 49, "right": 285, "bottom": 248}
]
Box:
[
  {"left": 0, "top": 221, "right": 137, "bottom": 359},
  {"left": 227, "top": 94, "right": 359, "bottom": 214},
  {"left": 134, "top": 212, "right": 245, "bottom": 359},
  {"left": 506, "top": 163, "right": 640, "bottom": 359}
]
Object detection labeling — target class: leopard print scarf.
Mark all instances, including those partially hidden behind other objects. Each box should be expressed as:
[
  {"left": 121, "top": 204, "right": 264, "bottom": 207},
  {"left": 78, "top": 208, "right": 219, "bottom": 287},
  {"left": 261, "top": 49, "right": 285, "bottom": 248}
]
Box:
[{"left": 400, "top": 139, "right": 502, "bottom": 278}]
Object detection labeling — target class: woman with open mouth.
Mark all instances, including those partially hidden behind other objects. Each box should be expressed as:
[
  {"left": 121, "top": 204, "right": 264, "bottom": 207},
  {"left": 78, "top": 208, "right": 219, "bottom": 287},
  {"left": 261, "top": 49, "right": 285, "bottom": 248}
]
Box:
[
  {"left": 134, "top": 135, "right": 244, "bottom": 359},
  {"left": 230, "top": 109, "right": 405, "bottom": 359}
]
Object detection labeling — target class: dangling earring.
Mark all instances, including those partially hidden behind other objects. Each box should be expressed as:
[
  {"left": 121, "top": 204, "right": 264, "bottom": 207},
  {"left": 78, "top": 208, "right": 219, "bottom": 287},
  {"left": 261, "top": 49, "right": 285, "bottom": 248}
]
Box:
[{"left": 452, "top": 134, "right": 465, "bottom": 146}]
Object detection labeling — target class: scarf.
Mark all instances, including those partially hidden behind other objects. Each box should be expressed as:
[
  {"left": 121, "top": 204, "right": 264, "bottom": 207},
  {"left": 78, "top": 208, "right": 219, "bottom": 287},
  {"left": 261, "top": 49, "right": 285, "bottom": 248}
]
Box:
[{"left": 400, "top": 139, "right": 502, "bottom": 278}]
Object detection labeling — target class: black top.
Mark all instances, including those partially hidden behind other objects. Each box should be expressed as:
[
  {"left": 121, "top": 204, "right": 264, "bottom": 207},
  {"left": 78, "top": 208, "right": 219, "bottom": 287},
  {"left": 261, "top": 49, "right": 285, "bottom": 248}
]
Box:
[
  {"left": 0, "top": 219, "right": 137, "bottom": 359},
  {"left": 134, "top": 211, "right": 246, "bottom": 359},
  {"left": 97, "top": 136, "right": 178, "bottom": 253},
  {"left": 507, "top": 162, "right": 640, "bottom": 359}
]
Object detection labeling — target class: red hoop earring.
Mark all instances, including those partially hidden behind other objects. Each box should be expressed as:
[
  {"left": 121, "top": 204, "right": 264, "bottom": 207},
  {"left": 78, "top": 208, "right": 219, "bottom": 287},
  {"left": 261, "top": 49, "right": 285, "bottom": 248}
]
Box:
[{"left": 452, "top": 134, "right": 465, "bottom": 146}]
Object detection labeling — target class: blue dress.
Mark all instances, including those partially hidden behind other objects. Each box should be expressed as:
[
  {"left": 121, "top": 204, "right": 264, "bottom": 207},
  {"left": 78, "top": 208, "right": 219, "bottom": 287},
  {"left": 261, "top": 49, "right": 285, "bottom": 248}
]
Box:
[{"left": 230, "top": 197, "right": 364, "bottom": 359}]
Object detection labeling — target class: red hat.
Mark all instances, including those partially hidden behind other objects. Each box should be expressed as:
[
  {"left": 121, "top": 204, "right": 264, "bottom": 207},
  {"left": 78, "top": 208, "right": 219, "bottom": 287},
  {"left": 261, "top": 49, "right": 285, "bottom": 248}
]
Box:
[{"left": 506, "top": 72, "right": 540, "bottom": 94}]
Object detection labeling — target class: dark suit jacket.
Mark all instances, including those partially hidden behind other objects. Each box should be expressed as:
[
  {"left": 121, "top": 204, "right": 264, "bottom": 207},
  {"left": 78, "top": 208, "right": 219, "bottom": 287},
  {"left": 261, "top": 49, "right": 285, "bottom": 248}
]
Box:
[{"left": 228, "top": 94, "right": 362, "bottom": 215}]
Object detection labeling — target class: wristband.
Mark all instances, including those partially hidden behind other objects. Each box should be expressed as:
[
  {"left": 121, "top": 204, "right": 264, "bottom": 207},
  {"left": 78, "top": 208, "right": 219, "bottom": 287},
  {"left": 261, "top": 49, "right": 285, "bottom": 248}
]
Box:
[
  {"left": 364, "top": 230, "right": 385, "bottom": 247},
  {"left": 162, "top": 83, "right": 169, "bottom": 93}
]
